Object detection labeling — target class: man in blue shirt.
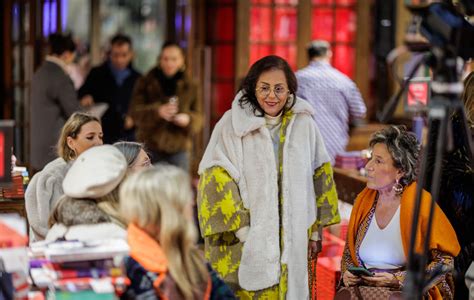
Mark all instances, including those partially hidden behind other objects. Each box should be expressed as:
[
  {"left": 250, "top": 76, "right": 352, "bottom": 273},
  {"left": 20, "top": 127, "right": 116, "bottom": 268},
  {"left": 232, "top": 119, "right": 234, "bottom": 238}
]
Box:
[{"left": 296, "top": 40, "right": 367, "bottom": 164}]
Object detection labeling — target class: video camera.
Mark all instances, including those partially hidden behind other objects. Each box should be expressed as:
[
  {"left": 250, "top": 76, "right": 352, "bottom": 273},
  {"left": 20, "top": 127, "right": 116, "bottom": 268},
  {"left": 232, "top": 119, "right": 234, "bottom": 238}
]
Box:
[
  {"left": 401, "top": 2, "right": 474, "bottom": 300},
  {"left": 405, "top": 0, "right": 474, "bottom": 62},
  {"left": 378, "top": 0, "right": 474, "bottom": 122}
]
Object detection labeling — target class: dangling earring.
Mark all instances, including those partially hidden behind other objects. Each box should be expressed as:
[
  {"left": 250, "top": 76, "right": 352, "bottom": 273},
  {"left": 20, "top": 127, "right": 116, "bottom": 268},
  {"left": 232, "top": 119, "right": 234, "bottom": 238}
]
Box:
[
  {"left": 392, "top": 178, "right": 403, "bottom": 196},
  {"left": 285, "top": 94, "right": 294, "bottom": 108},
  {"left": 69, "top": 148, "right": 77, "bottom": 161}
]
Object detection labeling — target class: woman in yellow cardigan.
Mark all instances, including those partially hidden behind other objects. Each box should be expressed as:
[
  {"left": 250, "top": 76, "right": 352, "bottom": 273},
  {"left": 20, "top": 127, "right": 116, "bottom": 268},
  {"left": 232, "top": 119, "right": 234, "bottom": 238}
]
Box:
[{"left": 339, "top": 125, "right": 460, "bottom": 299}]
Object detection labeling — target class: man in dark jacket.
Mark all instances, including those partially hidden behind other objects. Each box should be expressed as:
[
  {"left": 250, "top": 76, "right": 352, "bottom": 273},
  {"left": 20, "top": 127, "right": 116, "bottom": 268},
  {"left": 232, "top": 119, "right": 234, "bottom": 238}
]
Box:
[
  {"left": 30, "top": 33, "right": 81, "bottom": 171},
  {"left": 78, "top": 34, "right": 141, "bottom": 143}
]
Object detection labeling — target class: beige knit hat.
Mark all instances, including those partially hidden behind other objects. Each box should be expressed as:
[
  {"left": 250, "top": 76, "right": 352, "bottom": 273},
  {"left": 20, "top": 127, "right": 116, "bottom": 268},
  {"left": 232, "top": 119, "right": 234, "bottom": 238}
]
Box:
[{"left": 62, "top": 145, "right": 127, "bottom": 198}]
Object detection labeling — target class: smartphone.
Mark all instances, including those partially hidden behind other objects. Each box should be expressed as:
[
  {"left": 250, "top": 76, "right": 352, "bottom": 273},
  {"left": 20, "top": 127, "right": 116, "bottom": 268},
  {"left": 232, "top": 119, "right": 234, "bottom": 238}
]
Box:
[{"left": 348, "top": 266, "right": 374, "bottom": 277}]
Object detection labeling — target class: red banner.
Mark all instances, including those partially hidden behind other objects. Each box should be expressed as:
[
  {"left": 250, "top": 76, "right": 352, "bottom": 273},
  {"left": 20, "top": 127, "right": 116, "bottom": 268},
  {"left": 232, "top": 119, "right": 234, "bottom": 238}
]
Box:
[{"left": 0, "top": 132, "right": 4, "bottom": 178}]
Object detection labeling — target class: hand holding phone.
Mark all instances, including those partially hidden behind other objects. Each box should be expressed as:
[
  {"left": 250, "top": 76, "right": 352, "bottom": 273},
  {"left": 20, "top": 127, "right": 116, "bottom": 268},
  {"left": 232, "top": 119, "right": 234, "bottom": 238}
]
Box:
[{"left": 348, "top": 266, "right": 374, "bottom": 277}]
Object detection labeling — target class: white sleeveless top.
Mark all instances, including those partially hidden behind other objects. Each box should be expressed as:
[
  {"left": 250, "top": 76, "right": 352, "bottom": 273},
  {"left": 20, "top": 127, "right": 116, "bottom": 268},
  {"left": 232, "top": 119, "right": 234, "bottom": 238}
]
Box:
[{"left": 359, "top": 205, "right": 406, "bottom": 269}]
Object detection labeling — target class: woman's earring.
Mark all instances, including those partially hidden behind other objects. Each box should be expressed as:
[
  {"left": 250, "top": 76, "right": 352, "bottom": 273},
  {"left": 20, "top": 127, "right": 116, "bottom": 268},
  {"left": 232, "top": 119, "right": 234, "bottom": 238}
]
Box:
[
  {"left": 286, "top": 94, "right": 294, "bottom": 108},
  {"left": 69, "top": 148, "right": 77, "bottom": 161},
  {"left": 392, "top": 178, "right": 404, "bottom": 195}
]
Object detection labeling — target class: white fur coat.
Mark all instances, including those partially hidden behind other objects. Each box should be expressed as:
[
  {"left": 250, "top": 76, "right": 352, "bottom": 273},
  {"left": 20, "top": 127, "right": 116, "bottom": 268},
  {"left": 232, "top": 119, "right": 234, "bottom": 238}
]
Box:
[
  {"left": 199, "top": 92, "right": 330, "bottom": 299},
  {"left": 25, "top": 158, "right": 71, "bottom": 241},
  {"left": 46, "top": 223, "right": 126, "bottom": 242}
]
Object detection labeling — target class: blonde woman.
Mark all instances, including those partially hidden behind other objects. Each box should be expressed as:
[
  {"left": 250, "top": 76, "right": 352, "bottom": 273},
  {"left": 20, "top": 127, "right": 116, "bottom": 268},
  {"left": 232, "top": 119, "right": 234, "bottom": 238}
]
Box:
[
  {"left": 119, "top": 165, "right": 235, "bottom": 299},
  {"left": 25, "top": 112, "right": 103, "bottom": 241}
]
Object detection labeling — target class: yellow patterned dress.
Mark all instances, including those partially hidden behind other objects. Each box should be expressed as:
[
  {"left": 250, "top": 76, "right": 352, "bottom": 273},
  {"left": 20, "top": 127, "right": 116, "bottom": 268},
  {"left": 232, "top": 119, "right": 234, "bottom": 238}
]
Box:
[{"left": 197, "top": 111, "right": 340, "bottom": 299}]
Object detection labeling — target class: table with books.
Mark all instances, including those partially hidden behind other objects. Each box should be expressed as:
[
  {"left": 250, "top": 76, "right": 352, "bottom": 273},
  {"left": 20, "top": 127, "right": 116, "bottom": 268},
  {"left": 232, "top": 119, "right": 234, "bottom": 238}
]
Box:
[
  {"left": 29, "top": 239, "right": 130, "bottom": 299},
  {"left": 1, "top": 210, "right": 131, "bottom": 300}
]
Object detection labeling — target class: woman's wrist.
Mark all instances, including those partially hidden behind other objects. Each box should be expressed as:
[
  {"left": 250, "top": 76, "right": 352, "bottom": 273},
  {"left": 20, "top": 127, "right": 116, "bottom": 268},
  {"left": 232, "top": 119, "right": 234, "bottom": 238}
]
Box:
[{"left": 390, "top": 273, "right": 401, "bottom": 288}]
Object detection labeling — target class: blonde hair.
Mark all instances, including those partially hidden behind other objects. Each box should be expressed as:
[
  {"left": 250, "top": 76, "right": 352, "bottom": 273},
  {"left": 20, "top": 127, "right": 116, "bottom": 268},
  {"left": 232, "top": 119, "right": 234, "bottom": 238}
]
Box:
[
  {"left": 119, "top": 165, "right": 208, "bottom": 299},
  {"left": 57, "top": 112, "right": 101, "bottom": 162},
  {"left": 97, "top": 185, "right": 127, "bottom": 228},
  {"left": 461, "top": 71, "right": 474, "bottom": 128}
]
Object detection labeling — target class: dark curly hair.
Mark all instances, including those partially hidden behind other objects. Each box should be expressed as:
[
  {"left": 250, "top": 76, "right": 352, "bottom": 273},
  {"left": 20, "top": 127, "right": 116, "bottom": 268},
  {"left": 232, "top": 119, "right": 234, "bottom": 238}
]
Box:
[
  {"left": 238, "top": 55, "right": 297, "bottom": 116},
  {"left": 369, "top": 125, "right": 421, "bottom": 186}
]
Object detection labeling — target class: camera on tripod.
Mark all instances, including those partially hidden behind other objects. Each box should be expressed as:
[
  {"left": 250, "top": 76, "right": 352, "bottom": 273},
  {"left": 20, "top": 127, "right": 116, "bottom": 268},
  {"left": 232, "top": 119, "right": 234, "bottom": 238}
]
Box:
[
  {"left": 399, "top": 2, "right": 474, "bottom": 300},
  {"left": 377, "top": 0, "right": 474, "bottom": 123},
  {"left": 404, "top": 0, "right": 474, "bottom": 66}
]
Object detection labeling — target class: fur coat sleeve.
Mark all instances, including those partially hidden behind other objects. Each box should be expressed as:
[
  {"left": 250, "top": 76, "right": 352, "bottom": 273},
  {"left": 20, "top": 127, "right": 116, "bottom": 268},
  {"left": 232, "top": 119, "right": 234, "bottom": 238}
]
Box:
[{"left": 25, "top": 158, "right": 69, "bottom": 241}]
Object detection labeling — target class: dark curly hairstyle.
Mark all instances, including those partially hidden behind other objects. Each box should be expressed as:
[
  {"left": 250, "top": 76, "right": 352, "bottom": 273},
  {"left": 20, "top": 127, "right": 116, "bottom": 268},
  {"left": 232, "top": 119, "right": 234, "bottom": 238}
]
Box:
[
  {"left": 238, "top": 55, "right": 297, "bottom": 116},
  {"left": 369, "top": 125, "right": 420, "bottom": 186}
]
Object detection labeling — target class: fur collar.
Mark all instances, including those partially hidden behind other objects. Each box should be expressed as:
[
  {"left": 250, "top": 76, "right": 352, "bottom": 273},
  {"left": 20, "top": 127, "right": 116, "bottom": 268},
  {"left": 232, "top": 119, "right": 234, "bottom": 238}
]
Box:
[{"left": 231, "top": 91, "right": 314, "bottom": 137}]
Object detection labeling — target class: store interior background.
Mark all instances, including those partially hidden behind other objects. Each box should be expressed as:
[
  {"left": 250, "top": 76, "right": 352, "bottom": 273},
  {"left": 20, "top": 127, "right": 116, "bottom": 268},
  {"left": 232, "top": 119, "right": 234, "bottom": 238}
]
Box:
[{"left": 1, "top": 0, "right": 461, "bottom": 171}]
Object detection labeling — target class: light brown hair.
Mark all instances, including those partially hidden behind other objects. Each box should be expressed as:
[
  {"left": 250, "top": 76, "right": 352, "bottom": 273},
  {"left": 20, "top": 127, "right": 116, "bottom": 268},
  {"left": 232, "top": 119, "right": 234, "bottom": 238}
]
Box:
[
  {"left": 57, "top": 112, "right": 100, "bottom": 162},
  {"left": 461, "top": 71, "right": 474, "bottom": 127}
]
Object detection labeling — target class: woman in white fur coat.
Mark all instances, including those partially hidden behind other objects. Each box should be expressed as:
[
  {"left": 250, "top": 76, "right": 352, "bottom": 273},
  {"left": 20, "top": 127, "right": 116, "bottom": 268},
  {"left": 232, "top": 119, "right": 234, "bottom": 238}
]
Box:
[{"left": 197, "top": 55, "right": 340, "bottom": 299}]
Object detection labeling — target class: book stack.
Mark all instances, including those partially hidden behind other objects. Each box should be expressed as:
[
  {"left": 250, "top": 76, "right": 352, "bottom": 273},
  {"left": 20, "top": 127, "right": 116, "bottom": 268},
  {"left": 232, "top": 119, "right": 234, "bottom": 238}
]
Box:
[
  {"left": 30, "top": 239, "right": 130, "bottom": 299},
  {"left": 1, "top": 166, "right": 29, "bottom": 199},
  {"left": 0, "top": 214, "right": 29, "bottom": 299},
  {"left": 334, "top": 151, "right": 368, "bottom": 170},
  {"left": 0, "top": 175, "right": 24, "bottom": 199}
]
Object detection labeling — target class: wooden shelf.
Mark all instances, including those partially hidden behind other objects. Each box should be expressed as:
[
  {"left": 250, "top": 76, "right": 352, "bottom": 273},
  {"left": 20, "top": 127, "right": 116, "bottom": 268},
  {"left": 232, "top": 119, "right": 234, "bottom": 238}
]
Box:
[
  {"left": 333, "top": 167, "right": 367, "bottom": 205},
  {"left": 0, "top": 197, "right": 26, "bottom": 218},
  {"left": 346, "top": 123, "right": 388, "bottom": 152}
]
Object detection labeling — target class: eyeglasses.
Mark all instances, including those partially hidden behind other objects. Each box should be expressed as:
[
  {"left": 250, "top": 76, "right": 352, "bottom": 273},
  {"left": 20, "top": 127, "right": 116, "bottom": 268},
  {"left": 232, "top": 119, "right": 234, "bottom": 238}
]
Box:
[{"left": 255, "top": 85, "right": 289, "bottom": 100}]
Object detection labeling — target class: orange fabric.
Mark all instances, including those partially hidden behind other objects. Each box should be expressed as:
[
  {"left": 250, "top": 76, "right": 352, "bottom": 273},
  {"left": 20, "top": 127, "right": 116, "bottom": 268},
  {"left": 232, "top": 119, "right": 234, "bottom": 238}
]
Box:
[
  {"left": 204, "top": 274, "right": 212, "bottom": 300},
  {"left": 428, "top": 287, "right": 443, "bottom": 299},
  {"left": 127, "top": 223, "right": 212, "bottom": 300},
  {"left": 127, "top": 223, "right": 169, "bottom": 289},
  {"left": 347, "top": 182, "right": 461, "bottom": 264},
  {"left": 347, "top": 182, "right": 460, "bottom": 263},
  {"left": 347, "top": 182, "right": 460, "bottom": 298}
]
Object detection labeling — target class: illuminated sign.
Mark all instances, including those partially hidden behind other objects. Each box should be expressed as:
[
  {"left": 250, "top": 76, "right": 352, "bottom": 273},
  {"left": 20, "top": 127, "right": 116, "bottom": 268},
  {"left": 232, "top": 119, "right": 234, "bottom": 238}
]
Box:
[{"left": 405, "top": 77, "right": 431, "bottom": 112}]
